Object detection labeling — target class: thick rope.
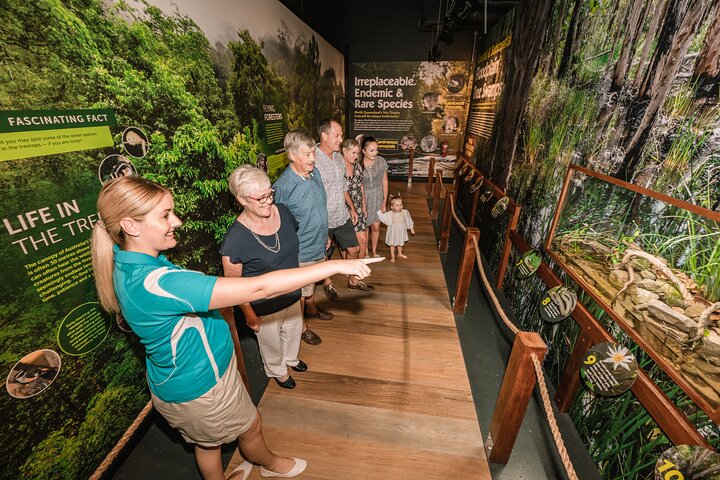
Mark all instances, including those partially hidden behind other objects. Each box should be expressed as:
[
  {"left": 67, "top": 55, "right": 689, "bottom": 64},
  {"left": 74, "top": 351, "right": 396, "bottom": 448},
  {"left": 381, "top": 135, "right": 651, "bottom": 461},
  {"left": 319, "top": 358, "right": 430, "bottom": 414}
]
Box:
[
  {"left": 89, "top": 400, "right": 154, "bottom": 480},
  {"left": 531, "top": 353, "right": 579, "bottom": 480},
  {"left": 448, "top": 192, "right": 468, "bottom": 233},
  {"left": 447, "top": 192, "right": 577, "bottom": 479}
]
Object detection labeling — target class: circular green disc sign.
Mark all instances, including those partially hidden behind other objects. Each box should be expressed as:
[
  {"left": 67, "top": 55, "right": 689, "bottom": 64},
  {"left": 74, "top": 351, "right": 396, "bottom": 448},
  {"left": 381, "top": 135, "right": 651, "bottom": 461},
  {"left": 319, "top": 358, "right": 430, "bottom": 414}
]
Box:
[
  {"left": 539, "top": 286, "right": 578, "bottom": 323},
  {"left": 515, "top": 249, "right": 542, "bottom": 278},
  {"left": 479, "top": 188, "right": 493, "bottom": 203},
  {"left": 57, "top": 302, "right": 111, "bottom": 356},
  {"left": 655, "top": 445, "right": 720, "bottom": 480},
  {"left": 491, "top": 196, "right": 509, "bottom": 218},
  {"left": 580, "top": 342, "right": 638, "bottom": 396}
]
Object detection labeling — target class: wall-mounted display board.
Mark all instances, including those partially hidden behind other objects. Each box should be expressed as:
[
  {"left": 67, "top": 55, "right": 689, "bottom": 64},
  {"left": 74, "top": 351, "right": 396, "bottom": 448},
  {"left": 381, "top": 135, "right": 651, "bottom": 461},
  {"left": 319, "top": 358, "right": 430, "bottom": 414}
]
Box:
[
  {"left": 545, "top": 164, "right": 720, "bottom": 423},
  {"left": 460, "top": 9, "right": 514, "bottom": 175},
  {"left": 349, "top": 61, "right": 470, "bottom": 179}
]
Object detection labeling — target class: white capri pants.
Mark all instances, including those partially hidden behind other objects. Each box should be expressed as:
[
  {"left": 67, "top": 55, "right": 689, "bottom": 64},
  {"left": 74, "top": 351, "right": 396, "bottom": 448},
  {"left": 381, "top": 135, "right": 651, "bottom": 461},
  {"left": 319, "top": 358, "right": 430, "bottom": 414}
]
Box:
[{"left": 256, "top": 301, "right": 303, "bottom": 378}]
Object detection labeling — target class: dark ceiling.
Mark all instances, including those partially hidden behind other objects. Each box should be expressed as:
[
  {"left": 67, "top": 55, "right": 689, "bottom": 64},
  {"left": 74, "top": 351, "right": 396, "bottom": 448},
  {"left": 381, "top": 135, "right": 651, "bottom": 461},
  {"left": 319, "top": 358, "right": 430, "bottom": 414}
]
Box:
[{"left": 278, "top": 0, "right": 517, "bottom": 62}]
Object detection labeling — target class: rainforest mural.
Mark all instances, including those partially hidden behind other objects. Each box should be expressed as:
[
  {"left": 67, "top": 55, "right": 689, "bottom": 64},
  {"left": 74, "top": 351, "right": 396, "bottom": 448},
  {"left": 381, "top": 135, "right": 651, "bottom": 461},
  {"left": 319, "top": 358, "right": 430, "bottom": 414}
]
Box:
[{"left": 462, "top": 0, "right": 720, "bottom": 478}]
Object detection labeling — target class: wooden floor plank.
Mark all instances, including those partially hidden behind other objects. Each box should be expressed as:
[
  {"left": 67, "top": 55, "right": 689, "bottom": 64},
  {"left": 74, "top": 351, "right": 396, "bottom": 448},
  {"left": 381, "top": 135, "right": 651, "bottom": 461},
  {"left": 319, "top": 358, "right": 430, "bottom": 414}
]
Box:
[{"left": 226, "top": 182, "right": 490, "bottom": 479}]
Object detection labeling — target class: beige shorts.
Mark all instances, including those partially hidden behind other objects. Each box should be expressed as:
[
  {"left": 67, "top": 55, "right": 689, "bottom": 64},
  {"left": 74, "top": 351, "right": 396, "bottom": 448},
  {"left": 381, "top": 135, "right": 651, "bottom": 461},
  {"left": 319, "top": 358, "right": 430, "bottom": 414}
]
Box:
[
  {"left": 299, "top": 258, "right": 325, "bottom": 297},
  {"left": 151, "top": 353, "right": 257, "bottom": 447}
]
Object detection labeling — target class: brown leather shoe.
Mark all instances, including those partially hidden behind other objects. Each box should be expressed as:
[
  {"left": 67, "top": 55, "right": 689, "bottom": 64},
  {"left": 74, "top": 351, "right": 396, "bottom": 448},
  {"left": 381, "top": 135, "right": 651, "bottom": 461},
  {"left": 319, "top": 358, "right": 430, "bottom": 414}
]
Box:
[
  {"left": 304, "top": 308, "right": 334, "bottom": 320},
  {"left": 348, "top": 280, "right": 375, "bottom": 292},
  {"left": 301, "top": 328, "right": 322, "bottom": 345},
  {"left": 323, "top": 283, "right": 339, "bottom": 301}
]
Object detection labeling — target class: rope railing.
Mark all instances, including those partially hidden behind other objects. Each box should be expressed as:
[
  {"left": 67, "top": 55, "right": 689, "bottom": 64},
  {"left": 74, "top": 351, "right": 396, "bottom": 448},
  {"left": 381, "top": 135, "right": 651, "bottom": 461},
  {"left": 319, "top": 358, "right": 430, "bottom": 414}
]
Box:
[
  {"left": 531, "top": 353, "right": 579, "bottom": 480},
  {"left": 445, "top": 192, "right": 577, "bottom": 479},
  {"left": 89, "top": 400, "right": 154, "bottom": 480}
]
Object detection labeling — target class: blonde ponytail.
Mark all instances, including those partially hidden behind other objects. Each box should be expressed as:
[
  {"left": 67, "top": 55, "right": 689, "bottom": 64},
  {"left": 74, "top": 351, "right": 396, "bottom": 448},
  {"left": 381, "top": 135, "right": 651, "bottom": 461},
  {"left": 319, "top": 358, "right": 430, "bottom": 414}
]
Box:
[
  {"left": 91, "top": 222, "right": 119, "bottom": 313},
  {"left": 91, "top": 176, "right": 170, "bottom": 313}
]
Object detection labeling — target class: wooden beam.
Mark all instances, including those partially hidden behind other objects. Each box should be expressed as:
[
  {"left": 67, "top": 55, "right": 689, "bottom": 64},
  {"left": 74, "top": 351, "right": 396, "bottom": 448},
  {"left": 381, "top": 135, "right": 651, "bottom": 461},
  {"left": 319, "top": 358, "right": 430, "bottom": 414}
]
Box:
[
  {"left": 453, "top": 227, "right": 480, "bottom": 314},
  {"left": 439, "top": 187, "right": 455, "bottom": 253},
  {"left": 487, "top": 332, "right": 547, "bottom": 464}
]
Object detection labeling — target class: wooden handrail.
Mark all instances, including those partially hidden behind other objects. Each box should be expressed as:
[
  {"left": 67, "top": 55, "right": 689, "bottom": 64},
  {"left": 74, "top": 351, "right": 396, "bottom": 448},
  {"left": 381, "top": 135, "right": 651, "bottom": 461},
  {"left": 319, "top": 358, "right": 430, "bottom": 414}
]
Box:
[
  {"left": 407, "top": 148, "right": 415, "bottom": 184},
  {"left": 453, "top": 227, "right": 480, "bottom": 314},
  {"left": 426, "top": 157, "right": 435, "bottom": 198},
  {"left": 487, "top": 332, "right": 547, "bottom": 464},
  {"left": 439, "top": 188, "right": 454, "bottom": 253},
  {"left": 431, "top": 171, "right": 443, "bottom": 220}
]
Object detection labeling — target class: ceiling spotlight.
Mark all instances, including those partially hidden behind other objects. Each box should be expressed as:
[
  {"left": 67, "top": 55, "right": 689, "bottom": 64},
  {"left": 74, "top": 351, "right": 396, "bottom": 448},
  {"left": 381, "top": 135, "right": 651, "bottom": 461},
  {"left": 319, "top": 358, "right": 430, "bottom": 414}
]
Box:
[{"left": 457, "top": 0, "right": 474, "bottom": 20}]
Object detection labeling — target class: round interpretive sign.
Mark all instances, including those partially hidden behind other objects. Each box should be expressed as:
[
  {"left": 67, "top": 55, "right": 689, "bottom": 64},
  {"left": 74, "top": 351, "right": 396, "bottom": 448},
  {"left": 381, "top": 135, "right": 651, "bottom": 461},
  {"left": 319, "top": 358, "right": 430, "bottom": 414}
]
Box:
[
  {"left": 57, "top": 302, "right": 111, "bottom": 356},
  {"left": 515, "top": 249, "right": 541, "bottom": 278},
  {"left": 539, "top": 285, "right": 578, "bottom": 323},
  {"left": 654, "top": 445, "right": 720, "bottom": 480},
  {"left": 580, "top": 342, "right": 638, "bottom": 396},
  {"left": 470, "top": 176, "right": 484, "bottom": 193},
  {"left": 479, "top": 188, "right": 494, "bottom": 203},
  {"left": 420, "top": 134, "right": 438, "bottom": 153},
  {"left": 491, "top": 196, "right": 509, "bottom": 218},
  {"left": 6, "top": 349, "right": 62, "bottom": 399}
]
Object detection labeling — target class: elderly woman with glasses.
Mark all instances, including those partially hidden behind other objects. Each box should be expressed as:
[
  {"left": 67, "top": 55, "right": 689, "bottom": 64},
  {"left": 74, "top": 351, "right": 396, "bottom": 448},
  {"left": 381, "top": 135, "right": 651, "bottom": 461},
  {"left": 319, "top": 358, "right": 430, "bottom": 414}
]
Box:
[{"left": 220, "top": 165, "right": 307, "bottom": 390}]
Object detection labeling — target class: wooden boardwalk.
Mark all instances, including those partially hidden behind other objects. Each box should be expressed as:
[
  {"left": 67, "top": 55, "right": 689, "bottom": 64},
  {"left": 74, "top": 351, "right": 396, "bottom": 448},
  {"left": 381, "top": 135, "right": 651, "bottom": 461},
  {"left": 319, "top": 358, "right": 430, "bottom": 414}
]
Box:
[{"left": 227, "top": 181, "right": 490, "bottom": 479}]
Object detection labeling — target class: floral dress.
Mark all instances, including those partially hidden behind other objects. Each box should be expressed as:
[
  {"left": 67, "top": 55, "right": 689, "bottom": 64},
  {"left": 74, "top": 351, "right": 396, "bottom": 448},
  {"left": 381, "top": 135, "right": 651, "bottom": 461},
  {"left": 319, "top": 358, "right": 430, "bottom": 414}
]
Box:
[
  {"left": 363, "top": 156, "right": 388, "bottom": 225},
  {"left": 346, "top": 162, "right": 367, "bottom": 232}
]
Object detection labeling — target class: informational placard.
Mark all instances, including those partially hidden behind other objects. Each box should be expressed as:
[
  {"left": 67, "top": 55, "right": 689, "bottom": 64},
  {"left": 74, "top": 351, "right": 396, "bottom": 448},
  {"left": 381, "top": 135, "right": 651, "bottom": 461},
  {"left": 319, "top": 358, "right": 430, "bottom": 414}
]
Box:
[
  {"left": 349, "top": 61, "right": 471, "bottom": 178},
  {"left": 0, "top": 109, "right": 116, "bottom": 162},
  {"left": 539, "top": 286, "right": 578, "bottom": 323},
  {"left": 464, "top": 10, "right": 514, "bottom": 175},
  {"left": 655, "top": 445, "right": 720, "bottom": 480},
  {"left": 514, "top": 249, "right": 541, "bottom": 278},
  {"left": 581, "top": 342, "right": 638, "bottom": 396}
]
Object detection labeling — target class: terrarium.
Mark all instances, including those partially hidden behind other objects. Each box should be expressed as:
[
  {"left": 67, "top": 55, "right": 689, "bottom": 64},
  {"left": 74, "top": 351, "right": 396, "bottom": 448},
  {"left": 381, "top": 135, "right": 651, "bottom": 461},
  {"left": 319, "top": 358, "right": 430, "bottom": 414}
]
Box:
[{"left": 545, "top": 164, "right": 720, "bottom": 421}]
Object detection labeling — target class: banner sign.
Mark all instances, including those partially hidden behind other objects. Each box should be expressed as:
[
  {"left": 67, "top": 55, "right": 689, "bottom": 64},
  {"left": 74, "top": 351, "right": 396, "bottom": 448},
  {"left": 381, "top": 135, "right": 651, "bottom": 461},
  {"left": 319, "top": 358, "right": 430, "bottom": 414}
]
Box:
[
  {"left": 349, "top": 61, "right": 471, "bottom": 178},
  {"left": 0, "top": 109, "right": 115, "bottom": 162}
]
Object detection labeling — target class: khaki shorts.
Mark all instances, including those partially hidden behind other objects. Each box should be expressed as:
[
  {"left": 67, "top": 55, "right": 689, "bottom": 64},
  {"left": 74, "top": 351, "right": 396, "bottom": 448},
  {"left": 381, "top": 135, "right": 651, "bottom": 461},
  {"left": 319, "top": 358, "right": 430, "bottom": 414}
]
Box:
[
  {"left": 299, "top": 258, "right": 325, "bottom": 297},
  {"left": 151, "top": 353, "right": 257, "bottom": 447}
]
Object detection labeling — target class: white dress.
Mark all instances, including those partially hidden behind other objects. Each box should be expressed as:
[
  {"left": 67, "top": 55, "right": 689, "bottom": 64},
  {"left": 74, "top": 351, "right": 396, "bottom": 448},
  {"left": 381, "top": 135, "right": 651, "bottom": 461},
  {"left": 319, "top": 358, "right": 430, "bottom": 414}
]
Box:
[{"left": 377, "top": 209, "right": 414, "bottom": 246}]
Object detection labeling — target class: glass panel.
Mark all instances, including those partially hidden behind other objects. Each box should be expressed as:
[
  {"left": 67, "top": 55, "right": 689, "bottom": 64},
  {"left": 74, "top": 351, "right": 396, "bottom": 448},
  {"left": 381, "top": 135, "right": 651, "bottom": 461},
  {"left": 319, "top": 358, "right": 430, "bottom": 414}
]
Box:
[{"left": 548, "top": 168, "right": 720, "bottom": 414}]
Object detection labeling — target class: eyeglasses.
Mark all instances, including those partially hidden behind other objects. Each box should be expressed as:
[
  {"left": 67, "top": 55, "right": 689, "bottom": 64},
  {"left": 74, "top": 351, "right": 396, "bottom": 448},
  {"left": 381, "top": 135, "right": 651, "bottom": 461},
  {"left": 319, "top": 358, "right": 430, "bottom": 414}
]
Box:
[{"left": 246, "top": 189, "right": 275, "bottom": 204}]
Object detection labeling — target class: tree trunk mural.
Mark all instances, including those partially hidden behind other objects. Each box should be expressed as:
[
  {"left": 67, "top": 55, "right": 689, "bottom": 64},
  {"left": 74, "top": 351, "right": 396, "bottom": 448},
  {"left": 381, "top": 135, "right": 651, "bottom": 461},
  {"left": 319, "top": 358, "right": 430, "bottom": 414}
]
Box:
[
  {"left": 489, "top": 0, "right": 554, "bottom": 188},
  {"left": 617, "top": 0, "right": 712, "bottom": 181},
  {"left": 633, "top": 0, "right": 670, "bottom": 86},
  {"left": 544, "top": 0, "right": 570, "bottom": 75},
  {"left": 557, "top": 0, "right": 583, "bottom": 78},
  {"left": 597, "top": 0, "right": 649, "bottom": 129},
  {"left": 692, "top": 4, "right": 720, "bottom": 105}
]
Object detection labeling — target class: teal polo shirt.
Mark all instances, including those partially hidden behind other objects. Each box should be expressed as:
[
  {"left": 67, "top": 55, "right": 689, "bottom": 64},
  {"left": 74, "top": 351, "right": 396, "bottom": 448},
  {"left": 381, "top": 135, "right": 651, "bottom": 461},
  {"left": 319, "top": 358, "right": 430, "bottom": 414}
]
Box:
[
  {"left": 273, "top": 166, "right": 328, "bottom": 262},
  {"left": 113, "top": 246, "right": 233, "bottom": 403}
]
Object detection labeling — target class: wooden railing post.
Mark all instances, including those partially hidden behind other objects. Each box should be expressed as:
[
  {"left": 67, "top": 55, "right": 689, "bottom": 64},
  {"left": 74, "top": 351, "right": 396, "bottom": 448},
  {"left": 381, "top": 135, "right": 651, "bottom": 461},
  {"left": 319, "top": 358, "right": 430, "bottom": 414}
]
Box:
[
  {"left": 486, "top": 332, "right": 547, "bottom": 464},
  {"left": 555, "top": 330, "right": 592, "bottom": 412},
  {"left": 408, "top": 148, "right": 415, "bottom": 184},
  {"left": 426, "top": 157, "right": 435, "bottom": 198},
  {"left": 496, "top": 206, "right": 521, "bottom": 290},
  {"left": 453, "top": 227, "right": 480, "bottom": 314},
  {"left": 439, "top": 187, "right": 454, "bottom": 253},
  {"left": 219, "top": 307, "right": 251, "bottom": 395},
  {"left": 431, "top": 172, "right": 442, "bottom": 220}
]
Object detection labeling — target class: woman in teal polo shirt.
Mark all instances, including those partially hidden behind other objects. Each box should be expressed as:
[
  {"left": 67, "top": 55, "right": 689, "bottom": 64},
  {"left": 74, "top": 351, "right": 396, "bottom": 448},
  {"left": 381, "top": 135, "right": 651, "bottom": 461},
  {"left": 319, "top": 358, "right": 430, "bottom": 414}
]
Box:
[{"left": 91, "top": 176, "right": 376, "bottom": 480}]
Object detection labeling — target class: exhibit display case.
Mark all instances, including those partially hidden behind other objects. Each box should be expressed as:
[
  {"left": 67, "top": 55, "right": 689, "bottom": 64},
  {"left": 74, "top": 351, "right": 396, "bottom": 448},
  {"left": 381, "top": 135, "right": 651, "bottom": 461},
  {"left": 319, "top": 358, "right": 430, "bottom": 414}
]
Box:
[{"left": 545, "top": 164, "right": 720, "bottom": 422}]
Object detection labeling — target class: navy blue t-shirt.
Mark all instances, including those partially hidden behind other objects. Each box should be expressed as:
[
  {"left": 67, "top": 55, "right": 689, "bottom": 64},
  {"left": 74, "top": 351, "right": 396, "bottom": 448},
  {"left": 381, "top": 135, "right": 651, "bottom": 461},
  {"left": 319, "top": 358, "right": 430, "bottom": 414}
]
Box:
[{"left": 219, "top": 203, "right": 301, "bottom": 315}]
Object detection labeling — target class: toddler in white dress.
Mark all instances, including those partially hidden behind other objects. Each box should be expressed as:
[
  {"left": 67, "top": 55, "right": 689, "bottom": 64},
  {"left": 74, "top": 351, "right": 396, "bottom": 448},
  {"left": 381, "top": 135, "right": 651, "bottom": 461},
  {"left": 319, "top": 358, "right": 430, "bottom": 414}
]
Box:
[{"left": 377, "top": 195, "right": 415, "bottom": 262}]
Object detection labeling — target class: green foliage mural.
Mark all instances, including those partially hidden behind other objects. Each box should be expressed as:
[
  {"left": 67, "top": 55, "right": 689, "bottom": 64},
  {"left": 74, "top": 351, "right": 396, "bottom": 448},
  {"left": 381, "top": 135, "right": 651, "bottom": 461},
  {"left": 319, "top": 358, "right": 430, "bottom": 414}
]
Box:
[{"left": 0, "top": 1, "right": 344, "bottom": 478}]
